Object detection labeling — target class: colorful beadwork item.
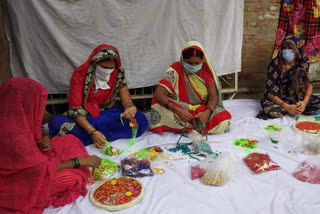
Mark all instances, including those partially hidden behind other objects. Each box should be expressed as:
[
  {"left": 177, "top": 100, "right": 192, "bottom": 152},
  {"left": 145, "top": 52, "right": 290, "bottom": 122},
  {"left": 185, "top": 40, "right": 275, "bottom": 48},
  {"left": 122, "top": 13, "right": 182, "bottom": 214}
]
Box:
[
  {"left": 294, "top": 121, "right": 320, "bottom": 135},
  {"left": 103, "top": 141, "right": 121, "bottom": 156},
  {"left": 194, "top": 142, "right": 213, "bottom": 154},
  {"left": 233, "top": 138, "right": 258, "bottom": 150},
  {"left": 90, "top": 176, "right": 144, "bottom": 210},
  {"left": 121, "top": 158, "right": 154, "bottom": 177},
  {"left": 120, "top": 115, "right": 139, "bottom": 145},
  {"left": 134, "top": 146, "right": 164, "bottom": 161},
  {"left": 264, "top": 124, "right": 285, "bottom": 131},
  {"left": 90, "top": 158, "right": 120, "bottom": 183},
  {"left": 243, "top": 153, "right": 280, "bottom": 174},
  {"left": 168, "top": 143, "right": 191, "bottom": 154}
]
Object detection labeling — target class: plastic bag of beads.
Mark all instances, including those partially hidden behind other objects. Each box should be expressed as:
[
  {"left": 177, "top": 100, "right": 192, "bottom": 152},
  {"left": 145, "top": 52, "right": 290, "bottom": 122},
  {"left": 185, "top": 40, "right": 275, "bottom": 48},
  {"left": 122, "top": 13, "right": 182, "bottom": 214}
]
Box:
[
  {"left": 121, "top": 158, "right": 154, "bottom": 177},
  {"left": 264, "top": 124, "right": 285, "bottom": 144},
  {"left": 191, "top": 165, "right": 206, "bottom": 180},
  {"left": 243, "top": 153, "right": 280, "bottom": 174},
  {"left": 293, "top": 156, "right": 320, "bottom": 184},
  {"left": 200, "top": 152, "right": 236, "bottom": 186},
  {"left": 188, "top": 130, "right": 213, "bottom": 155},
  {"left": 89, "top": 158, "right": 120, "bottom": 183},
  {"left": 135, "top": 147, "right": 163, "bottom": 161},
  {"left": 190, "top": 153, "right": 219, "bottom": 180}
]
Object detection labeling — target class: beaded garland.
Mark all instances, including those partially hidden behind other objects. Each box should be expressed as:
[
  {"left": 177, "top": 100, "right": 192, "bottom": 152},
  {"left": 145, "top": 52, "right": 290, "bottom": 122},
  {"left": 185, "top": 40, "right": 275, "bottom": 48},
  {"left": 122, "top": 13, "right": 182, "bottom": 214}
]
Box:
[{"left": 90, "top": 176, "right": 144, "bottom": 210}]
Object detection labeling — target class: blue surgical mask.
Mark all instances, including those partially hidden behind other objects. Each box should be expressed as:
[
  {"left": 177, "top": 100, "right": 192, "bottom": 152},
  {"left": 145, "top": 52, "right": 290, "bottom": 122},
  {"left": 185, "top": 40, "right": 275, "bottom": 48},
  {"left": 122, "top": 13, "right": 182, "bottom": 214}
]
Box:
[
  {"left": 282, "top": 49, "right": 295, "bottom": 62},
  {"left": 183, "top": 63, "right": 203, "bottom": 74}
]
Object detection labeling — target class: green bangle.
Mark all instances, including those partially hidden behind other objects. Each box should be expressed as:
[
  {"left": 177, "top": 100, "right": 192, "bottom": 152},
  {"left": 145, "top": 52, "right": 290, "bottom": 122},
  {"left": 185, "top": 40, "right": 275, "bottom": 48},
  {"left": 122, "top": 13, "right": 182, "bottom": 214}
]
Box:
[
  {"left": 72, "top": 158, "right": 80, "bottom": 168},
  {"left": 90, "top": 129, "right": 98, "bottom": 136}
]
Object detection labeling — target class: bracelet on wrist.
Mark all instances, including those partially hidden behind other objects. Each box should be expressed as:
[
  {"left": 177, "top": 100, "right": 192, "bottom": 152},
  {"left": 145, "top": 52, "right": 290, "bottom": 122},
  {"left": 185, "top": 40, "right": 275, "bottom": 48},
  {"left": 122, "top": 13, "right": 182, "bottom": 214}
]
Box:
[
  {"left": 279, "top": 101, "right": 285, "bottom": 107},
  {"left": 90, "top": 129, "right": 98, "bottom": 136},
  {"left": 71, "top": 158, "right": 80, "bottom": 168},
  {"left": 205, "top": 106, "right": 214, "bottom": 114}
]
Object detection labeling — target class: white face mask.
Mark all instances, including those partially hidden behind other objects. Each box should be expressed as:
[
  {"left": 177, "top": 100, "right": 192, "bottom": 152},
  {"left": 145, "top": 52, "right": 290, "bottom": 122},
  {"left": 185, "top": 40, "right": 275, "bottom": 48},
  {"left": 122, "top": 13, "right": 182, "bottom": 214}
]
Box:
[{"left": 94, "top": 65, "right": 115, "bottom": 90}]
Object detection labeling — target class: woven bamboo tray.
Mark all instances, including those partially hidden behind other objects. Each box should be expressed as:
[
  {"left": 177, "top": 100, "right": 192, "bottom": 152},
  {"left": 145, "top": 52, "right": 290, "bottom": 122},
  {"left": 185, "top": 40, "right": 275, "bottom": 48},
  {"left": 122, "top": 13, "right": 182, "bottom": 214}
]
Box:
[{"left": 90, "top": 176, "right": 144, "bottom": 211}]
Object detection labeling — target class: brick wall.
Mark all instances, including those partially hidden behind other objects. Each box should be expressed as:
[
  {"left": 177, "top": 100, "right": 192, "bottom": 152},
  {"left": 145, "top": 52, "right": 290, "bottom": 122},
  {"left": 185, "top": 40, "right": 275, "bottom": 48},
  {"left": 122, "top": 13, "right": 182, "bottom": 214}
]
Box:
[
  {"left": 240, "top": 0, "right": 281, "bottom": 92},
  {"left": 0, "top": 1, "right": 10, "bottom": 85}
]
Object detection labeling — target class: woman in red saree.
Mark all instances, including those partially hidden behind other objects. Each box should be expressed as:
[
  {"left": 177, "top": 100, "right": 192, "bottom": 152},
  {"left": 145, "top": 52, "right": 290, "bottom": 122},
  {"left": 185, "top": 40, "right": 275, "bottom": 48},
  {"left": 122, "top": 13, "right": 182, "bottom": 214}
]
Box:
[
  {"left": 49, "top": 44, "right": 148, "bottom": 149},
  {"left": 150, "top": 41, "right": 231, "bottom": 134},
  {"left": 0, "top": 78, "right": 101, "bottom": 214}
]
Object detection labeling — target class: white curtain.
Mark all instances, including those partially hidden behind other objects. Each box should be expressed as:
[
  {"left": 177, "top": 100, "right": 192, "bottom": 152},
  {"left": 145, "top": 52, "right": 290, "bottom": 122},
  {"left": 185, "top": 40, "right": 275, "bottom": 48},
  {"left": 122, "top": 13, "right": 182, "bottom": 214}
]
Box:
[{"left": 4, "top": 0, "right": 244, "bottom": 94}]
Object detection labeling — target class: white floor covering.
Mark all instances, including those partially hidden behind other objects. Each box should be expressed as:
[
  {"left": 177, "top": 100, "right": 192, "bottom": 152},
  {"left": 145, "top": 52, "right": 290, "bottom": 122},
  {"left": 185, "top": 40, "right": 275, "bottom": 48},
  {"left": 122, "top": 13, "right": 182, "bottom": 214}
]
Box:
[{"left": 44, "top": 99, "right": 320, "bottom": 214}]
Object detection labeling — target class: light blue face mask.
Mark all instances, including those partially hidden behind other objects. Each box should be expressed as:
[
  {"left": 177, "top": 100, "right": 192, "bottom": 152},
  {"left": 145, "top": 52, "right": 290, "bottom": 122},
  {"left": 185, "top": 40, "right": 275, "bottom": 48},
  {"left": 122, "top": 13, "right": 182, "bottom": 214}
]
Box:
[
  {"left": 183, "top": 63, "right": 203, "bottom": 74},
  {"left": 282, "top": 49, "right": 295, "bottom": 62}
]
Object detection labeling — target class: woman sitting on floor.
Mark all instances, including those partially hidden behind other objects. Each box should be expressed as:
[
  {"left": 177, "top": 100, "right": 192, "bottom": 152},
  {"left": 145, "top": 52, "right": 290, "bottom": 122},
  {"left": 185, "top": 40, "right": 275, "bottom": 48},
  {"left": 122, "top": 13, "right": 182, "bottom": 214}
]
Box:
[
  {"left": 49, "top": 44, "right": 148, "bottom": 149},
  {"left": 0, "top": 77, "right": 101, "bottom": 214},
  {"left": 258, "top": 35, "right": 320, "bottom": 119},
  {"left": 150, "top": 41, "right": 231, "bottom": 134}
]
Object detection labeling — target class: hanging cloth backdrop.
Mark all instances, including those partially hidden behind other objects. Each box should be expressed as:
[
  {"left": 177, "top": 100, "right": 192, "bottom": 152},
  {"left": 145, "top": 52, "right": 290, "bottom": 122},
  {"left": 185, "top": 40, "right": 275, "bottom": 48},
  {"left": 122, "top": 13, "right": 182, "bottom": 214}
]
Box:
[
  {"left": 3, "top": 0, "right": 243, "bottom": 94},
  {"left": 273, "top": 0, "right": 320, "bottom": 63}
]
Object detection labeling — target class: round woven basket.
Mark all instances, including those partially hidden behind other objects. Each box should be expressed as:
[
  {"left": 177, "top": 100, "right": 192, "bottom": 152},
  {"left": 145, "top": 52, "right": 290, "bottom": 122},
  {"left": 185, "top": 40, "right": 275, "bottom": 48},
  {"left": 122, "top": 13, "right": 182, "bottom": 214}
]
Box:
[
  {"left": 293, "top": 121, "right": 320, "bottom": 136},
  {"left": 90, "top": 176, "right": 144, "bottom": 211}
]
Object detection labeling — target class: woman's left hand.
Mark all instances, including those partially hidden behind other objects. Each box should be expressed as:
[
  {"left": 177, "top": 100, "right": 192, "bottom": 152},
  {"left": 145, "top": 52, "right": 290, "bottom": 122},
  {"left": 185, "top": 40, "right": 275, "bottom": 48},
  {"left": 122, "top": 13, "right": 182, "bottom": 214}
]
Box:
[
  {"left": 37, "top": 135, "right": 51, "bottom": 151},
  {"left": 194, "top": 109, "right": 211, "bottom": 124},
  {"left": 122, "top": 106, "right": 137, "bottom": 120},
  {"left": 295, "top": 101, "right": 306, "bottom": 113}
]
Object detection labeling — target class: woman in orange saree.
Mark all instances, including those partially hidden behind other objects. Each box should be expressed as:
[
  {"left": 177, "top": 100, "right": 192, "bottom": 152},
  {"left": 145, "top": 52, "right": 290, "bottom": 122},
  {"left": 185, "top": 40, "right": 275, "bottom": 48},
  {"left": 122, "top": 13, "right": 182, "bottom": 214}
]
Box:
[{"left": 150, "top": 41, "right": 231, "bottom": 135}]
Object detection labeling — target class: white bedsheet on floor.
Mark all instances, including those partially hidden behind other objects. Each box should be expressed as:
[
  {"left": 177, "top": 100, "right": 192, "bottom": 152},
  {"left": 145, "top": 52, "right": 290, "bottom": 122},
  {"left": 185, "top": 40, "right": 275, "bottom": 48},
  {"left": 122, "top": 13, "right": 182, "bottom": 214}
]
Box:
[{"left": 44, "top": 99, "right": 320, "bottom": 214}]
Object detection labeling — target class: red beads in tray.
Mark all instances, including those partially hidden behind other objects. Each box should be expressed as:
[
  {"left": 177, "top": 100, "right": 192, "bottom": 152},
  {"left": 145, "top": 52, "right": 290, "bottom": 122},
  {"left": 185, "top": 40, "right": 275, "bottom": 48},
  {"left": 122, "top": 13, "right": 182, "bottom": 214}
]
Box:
[{"left": 294, "top": 121, "right": 320, "bottom": 135}]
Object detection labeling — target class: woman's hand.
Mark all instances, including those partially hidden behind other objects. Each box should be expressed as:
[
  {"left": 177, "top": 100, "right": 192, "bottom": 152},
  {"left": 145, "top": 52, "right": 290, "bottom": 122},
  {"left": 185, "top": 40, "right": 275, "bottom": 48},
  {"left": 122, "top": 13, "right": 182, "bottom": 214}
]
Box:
[
  {"left": 79, "top": 155, "right": 101, "bottom": 168},
  {"left": 295, "top": 101, "right": 306, "bottom": 113},
  {"left": 36, "top": 135, "right": 51, "bottom": 151},
  {"left": 194, "top": 109, "right": 211, "bottom": 124},
  {"left": 175, "top": 107, "right": 193, "bottom": 123},
  {"left": 122, "top": 106, "right": 137, "bottom": 120},
  {"left": 283, "top": 103, "right": 301, "bottom": 115},
  {"left": 91, "top": 131, "right": 106, "bottom": 149}
]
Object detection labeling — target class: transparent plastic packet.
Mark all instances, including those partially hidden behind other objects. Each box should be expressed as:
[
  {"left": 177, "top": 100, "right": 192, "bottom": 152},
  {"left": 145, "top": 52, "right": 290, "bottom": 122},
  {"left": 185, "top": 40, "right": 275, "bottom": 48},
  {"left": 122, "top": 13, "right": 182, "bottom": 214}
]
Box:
[
  {"left": 121, "top": 146, "right": 164, "bottom": 177},
  {"left": 264, "top": 124, "right": 285, "bottom": 144},
  {"left": 200, "top": 152, "right": 237, "bottom": 186},
  {"left": 190, "top": 153, "right": 218, "bottom": 180},
  {"left": 188, "top": 130, "right": 213, "bottom": 155},
  {"left": 88, "top": 158, "right": 120, "bottom": 184},
  {"left": 293, "top": 156, "right": 320, "bottom": 184},
  {"left": 191, "top": 152, "right": 237, "bottom": 185},
  {"left": 243, "top": 152, "right": 280, "bottom": 174},
  {"left": 294, "top": 131, "right": 320, "bottom": 155}
]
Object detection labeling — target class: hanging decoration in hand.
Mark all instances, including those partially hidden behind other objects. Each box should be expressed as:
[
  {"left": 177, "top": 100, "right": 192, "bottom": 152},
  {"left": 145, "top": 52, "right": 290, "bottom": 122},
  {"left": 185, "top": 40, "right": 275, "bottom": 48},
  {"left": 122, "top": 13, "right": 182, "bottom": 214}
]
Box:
[{"left": 120, "top": 115, "right": 139, "bottom": 145}]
